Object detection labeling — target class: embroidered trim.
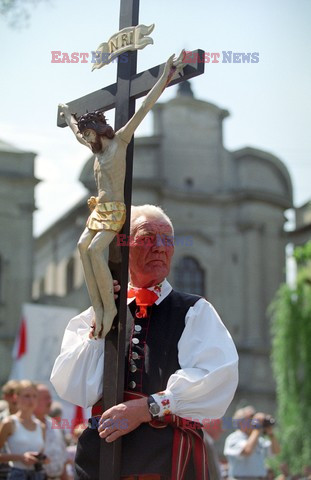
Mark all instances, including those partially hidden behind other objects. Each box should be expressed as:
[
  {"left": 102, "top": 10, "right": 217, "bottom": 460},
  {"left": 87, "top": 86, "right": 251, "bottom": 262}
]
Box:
[{"left": 153, "top": 391, "right": 172, "bottom": 416}]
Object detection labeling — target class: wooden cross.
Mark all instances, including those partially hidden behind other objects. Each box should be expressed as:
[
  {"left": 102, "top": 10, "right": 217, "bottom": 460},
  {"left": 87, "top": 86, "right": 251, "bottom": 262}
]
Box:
[{"left": 57, "top": 1, "right": 204, "bottom": 478}]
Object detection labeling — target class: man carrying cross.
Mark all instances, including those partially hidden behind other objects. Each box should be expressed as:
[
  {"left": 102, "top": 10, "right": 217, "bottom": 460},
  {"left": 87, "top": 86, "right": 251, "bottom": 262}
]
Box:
[
  {"left": 51, "top": 204, "right": 239, "bottom": 479},
  {"left": 58, "top": 54, "right": 182, "bottom": 340},
  {"left": 52, "top": 2, "right": 238, "bottom": 477}
]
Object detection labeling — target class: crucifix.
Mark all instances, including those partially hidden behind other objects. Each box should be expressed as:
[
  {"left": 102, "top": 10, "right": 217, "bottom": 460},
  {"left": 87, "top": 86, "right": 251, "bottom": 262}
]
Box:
[{"left": 57, "top": 1, "right": 204, "bottom": 478}]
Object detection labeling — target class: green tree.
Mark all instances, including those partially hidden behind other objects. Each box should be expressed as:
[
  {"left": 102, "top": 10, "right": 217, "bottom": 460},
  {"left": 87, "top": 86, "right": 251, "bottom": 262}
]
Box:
[
  {"left": 270, "top": 241, "right": 311, "bottom": 473},
  {"left": 0, "top": 0, "right": 49, "bottom": 28}
]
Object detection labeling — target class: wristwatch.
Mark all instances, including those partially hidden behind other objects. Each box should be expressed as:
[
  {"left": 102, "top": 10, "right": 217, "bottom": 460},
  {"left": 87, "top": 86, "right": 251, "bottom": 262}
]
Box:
[{"left": 147, "top": 395, "right": 160, "bottom": 419}]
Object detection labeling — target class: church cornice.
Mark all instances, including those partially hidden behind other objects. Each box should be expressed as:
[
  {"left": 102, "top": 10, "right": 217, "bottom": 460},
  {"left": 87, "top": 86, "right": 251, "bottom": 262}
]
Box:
[
  {"left": 236, "top": 344, "right": 271, "bottom": 356},
  {"left": 133, "top": 179, "right": 293, "bottom": 209},
  {"left": 0, "top": 172, "right": 40, "bottom": 185},
  {"left": 229, "top": 188, "right": 292, "bottom": 208},
  {"left": 132, "top": 177, "right": 162, "bottom": 189},
  {"left": 135, "top": 135, "right": 161, "bottom": 146},
  {"left": 0, "top": 139, "right": 36, "bottom": 155},
  {"left": 18, "top": 202, "right": 37, "bottom": 213},
  {"left": 288, "top": 224, "right": 311, "bottom": 236},
  {"left": 237, "top": 385, "right": 276, "bottom": 397},
  {"left": 153, "top": 97, "right": 229, "bottom": 119},
  {"left": 174, "top": 229, "right": 214, "bottom": 245}
]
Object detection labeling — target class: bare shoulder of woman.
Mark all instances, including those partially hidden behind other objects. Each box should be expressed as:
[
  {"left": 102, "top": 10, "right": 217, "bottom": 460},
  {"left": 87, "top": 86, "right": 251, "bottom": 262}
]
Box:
[
  {"left": 0, "top": 416, "right": 14, "bottom": 443},
  {"left": 1, "top": 415, "right": 15, "bottom": 428}
]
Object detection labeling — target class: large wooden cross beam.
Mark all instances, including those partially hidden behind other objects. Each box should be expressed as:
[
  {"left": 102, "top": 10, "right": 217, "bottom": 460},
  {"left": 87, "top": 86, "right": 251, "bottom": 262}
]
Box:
[
  {"left": 57, "top": 1, "right": 204, "bottom": 478},
  {"left": 56, "top": 56, "right": 204, "bottom": 128}
]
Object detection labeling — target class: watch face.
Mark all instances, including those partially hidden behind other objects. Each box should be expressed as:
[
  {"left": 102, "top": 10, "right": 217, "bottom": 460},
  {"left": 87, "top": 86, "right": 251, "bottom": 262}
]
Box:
[{"left": 149, "top": 402, "right": 160, "bottom": 416}]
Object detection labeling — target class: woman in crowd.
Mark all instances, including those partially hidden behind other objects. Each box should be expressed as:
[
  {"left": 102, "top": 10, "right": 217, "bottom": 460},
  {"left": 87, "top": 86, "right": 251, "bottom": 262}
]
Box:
[{"left": 0, "top": 380, "right": 49, "bottom": 480}]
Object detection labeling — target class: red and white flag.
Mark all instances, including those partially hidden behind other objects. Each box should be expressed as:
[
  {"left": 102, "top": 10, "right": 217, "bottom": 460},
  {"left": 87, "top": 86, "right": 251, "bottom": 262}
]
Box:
[{"left": 10, "top": 303, "right": 87, "bottom": 426}]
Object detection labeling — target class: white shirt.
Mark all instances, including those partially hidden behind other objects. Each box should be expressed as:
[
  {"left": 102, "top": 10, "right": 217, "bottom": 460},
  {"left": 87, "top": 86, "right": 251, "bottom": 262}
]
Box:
[
  {"left": 224, "top": 429, "right": 272, "bottom": 477},
  {"left": 50, "top": 280, "right": 238, "bottom": 421},
  {"left": 6, "top": 415, "right": 44, "bottom": 470},
  {"left": 43, "top": 416, "right": 67, "bottom": 477}
]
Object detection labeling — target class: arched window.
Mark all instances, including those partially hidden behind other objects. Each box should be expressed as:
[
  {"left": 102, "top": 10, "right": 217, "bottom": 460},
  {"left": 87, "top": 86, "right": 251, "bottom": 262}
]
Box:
[
  {"left": 66, "top": 257, "right": 75, "bottom": 293},
  {"left": 174, "top": 256, "right": 205, "bottom": 296}
]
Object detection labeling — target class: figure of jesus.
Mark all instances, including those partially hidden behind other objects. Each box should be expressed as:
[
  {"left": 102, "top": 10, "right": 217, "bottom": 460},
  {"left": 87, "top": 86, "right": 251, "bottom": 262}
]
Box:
[{"left": 59, "top": 53, "right": 184, "bottom": 339}]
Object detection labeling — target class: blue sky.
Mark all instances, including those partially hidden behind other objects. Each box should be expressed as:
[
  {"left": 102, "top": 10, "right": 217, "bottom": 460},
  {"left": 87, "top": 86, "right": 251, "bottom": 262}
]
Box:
[{"left": 1, "top": 0, "right": 310, "bottom": 234}]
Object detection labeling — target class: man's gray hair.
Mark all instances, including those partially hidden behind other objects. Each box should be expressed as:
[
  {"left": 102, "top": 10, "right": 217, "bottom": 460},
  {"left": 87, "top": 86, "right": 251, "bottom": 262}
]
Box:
[
  {"left": 233, "top": 405, "right": 256, "bottom": 420},
  {"left": 130, "top": 205, "right": 174, "bottom": 234}
]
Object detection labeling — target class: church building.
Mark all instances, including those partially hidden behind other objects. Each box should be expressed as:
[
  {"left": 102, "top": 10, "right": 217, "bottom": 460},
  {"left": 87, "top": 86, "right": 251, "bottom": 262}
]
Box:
[{"left": 0, "top": 140, "right": 38, "bottom": 381}]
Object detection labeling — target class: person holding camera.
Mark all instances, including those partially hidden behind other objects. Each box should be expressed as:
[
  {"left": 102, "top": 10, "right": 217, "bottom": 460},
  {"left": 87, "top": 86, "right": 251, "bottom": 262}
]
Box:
[
  {"left": 224, "top": 405, "right": 280, "bottom": 480},
  {"left": 0, "top": 380, "right": 49, "bottom": 480}
]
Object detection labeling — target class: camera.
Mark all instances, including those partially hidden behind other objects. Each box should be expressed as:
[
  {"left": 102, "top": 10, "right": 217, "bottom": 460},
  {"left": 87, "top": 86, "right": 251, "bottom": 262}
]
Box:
[
  {"left": 251, "top": 415, "right": 276, "bottom": 430},
  {"left": 34, "top": 453, "right": 47, "bottom": 472},
  {"left": 262, "top": 416, "right": 276, "bottom": 428}
]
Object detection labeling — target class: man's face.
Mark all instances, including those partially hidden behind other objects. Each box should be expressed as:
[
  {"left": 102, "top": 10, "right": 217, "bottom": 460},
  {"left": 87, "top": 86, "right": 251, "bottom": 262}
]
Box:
[
  {"left": 34, "top": 386, "right": 52, "bottom": 417},
  {"left": 129, "top": 215, "right": 174, "bottom": 288}
]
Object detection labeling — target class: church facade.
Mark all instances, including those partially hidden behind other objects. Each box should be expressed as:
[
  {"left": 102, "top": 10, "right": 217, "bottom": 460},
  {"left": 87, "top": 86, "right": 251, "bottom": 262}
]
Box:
[
  {"left": 0, "top": 140, "right": 38, "bottom": 381},
  {"left": 4, "top": 83, "right": 294, "bottom": 415}
]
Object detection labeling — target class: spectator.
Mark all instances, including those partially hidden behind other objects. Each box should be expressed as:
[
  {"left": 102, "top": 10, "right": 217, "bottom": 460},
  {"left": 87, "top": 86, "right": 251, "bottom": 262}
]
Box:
[
  {"left": 65, "top": 424, "right": 85, "bottom": 480},
  {"left": 0, "top": 380, "right": 19, "bottom": 480},
  {"left": 0, "top": 380, "right": 49, "bottom": 480},
  {"left": 0, "top": 380, "right": 19, "bottom": 421},
  {"left": 34, "top": 384, "right": 67, "bottom": 480},
  {"left": 224, "top": 405, "right": 280, "bottom": 480},
  {"left": 49, "top": 402, "right": 62, "bottom": 421}
]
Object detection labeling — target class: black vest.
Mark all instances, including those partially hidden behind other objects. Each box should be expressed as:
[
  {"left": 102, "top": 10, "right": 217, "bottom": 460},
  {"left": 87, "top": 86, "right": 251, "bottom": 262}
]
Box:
[
  {"left": 121, "top": 289, "right": 201, "bottom": 476},
  {"left": 75, "top": 291, "right": 200, "bottom": 480}
]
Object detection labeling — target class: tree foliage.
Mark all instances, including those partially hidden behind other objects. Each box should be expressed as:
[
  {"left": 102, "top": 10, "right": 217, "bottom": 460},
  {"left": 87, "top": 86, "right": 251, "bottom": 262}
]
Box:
[
  {"left": 0, "top": 0, "right": 49, "bottom": 28},
  {"left": 270, "top": 241, "right": 311, "bottom": 473}
]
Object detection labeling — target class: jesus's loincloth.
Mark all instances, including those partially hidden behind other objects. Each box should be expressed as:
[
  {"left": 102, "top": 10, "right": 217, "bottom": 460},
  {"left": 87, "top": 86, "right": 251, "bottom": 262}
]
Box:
[{"left": 86, "top": 197, "right": 126, "bottom": 232}]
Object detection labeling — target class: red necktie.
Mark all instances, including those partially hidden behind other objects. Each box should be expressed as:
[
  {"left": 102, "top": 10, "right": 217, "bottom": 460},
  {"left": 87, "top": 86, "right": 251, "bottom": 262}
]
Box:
[{"left": 127, "top": 288, "right": 159, "bottom": 318}]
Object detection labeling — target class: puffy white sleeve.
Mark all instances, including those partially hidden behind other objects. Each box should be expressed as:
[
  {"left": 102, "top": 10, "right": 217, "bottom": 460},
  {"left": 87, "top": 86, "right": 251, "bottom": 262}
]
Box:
[
  {"left": 152, "top": 299, "right": 239, "bottom": 421},
  {"left": 50, "top": 307, "right": 104, "bottom": 408}
]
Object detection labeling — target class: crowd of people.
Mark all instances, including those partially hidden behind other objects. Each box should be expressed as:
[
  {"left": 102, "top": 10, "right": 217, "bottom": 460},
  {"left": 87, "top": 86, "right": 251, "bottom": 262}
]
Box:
[
  {"left": 0, "top": 380, "right": 83, "bottom": 480},
  {"left": 1, "top": 381, "right": 310, "bottom": 480}
]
